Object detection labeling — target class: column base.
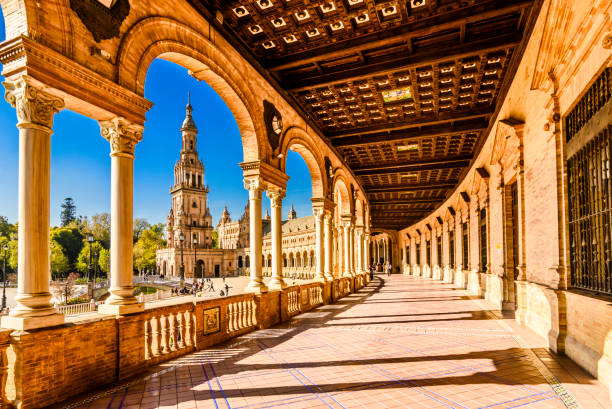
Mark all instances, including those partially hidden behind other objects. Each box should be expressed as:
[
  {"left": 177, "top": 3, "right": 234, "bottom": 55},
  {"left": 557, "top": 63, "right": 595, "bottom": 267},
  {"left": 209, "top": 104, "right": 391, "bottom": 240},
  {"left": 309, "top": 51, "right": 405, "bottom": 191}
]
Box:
[
  {"left": 268, "top": 281, "right": 287, "bottom": 291},
  {"left": 1, "top": 313, "right": 64, "bottom": 331},
  {"left": 98, "top": 302, "right": 144, "bottom": 316},
  {"left": 324, "top": 272, "right": 334, "bottom": 281},
  {"left": 245, "top": 283, "right": 268, "bottom": 294}
]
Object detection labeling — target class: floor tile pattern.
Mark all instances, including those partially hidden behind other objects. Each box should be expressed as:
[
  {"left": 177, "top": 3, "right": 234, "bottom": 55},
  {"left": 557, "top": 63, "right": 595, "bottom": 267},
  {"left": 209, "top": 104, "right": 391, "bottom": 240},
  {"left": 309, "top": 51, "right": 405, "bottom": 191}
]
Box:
[{"left": 60, "top": 275, "right": 611, "bottom": 409}]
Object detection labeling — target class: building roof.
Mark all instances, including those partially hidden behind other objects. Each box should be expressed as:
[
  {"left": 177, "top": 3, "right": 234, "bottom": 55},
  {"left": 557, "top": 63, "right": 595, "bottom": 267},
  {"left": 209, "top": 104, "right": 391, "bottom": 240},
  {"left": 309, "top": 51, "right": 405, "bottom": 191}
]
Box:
[{"left": 262, "top": 215, "right": 315, "bottom": 236}]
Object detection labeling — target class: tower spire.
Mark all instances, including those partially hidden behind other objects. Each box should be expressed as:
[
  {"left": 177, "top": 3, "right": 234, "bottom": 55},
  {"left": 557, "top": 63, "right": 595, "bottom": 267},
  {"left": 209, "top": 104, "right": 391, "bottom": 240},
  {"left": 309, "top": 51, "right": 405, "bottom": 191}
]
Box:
[{"left": 181, "top": 92, "right": 197, "bottom": 132}]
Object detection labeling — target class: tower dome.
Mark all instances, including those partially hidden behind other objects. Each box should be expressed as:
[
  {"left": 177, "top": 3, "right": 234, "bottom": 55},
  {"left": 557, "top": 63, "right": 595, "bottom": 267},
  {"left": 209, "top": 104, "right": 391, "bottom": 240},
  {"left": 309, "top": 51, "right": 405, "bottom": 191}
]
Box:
[{"left": 181, "top": 92, "right": 197, "bottom": 132}]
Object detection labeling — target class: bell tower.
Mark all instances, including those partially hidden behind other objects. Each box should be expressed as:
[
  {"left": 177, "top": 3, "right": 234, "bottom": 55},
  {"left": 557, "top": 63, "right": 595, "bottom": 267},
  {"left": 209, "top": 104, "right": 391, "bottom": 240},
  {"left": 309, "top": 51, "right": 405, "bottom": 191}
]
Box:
[{"left": 167, "top": 94, "right": 214, "bottom": 249}]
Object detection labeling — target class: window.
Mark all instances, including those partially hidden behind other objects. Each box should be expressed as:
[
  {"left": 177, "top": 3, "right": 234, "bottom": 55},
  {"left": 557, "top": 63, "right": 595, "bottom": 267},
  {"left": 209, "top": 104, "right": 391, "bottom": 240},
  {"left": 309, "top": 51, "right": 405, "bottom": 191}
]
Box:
[
  {"left": 189, "top": 140, "right": 194, "bottom": 150},
  {"left": 192, "top": 201, "right": 197, "bottom": 208},
  {"left": 479, "top": 208, "right": 488, "bottom": 272},
  {"left": 462, "top": 222, "right": 469, "bottom": 270},
  {"left": 426, "top": 239, "right": 431, "bottom": 266},
  {"left": 567, "top": 69, "right": 612, "bottom": 294},
  {"left": 416, "top": 242, "right": 421, "bottom": 265},
  {"left": 449, "top": 229, "right": 455, "bottom": 268},
  {"left": 437, "top": 235, "right": 442, "bottom": 266}
]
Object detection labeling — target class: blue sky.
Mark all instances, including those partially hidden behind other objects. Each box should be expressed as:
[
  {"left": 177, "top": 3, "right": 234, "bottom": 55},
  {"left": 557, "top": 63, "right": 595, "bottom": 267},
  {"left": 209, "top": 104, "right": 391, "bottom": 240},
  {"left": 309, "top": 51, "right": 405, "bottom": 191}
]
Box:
[{"left": 0, "top": 33, "right": 313, "bottom": 227}]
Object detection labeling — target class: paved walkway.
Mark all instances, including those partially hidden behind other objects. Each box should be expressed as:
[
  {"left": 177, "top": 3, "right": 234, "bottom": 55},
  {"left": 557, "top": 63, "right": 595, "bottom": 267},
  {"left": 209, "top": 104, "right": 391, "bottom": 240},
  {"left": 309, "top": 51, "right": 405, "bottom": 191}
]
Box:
[{"left": 62, "top": 275, "right": 611, "bottom": 409}]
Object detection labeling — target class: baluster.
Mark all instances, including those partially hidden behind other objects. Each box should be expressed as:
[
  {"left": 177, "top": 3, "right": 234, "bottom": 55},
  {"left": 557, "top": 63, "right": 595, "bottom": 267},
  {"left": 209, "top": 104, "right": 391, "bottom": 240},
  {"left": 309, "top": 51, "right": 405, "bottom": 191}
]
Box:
[
  {"left": 233, "top": 302, "right": 239, "bottom": 331},
  {"left": 252, "top": 300, "right": 258, "bottom": 325},
  {"left": 184, "top": 310, "right": 193, "bottom": 347},
  {"left": 177, "top": 311, "right": 185, "bottom": 349},
  {"left": 0, "top": 336, "right": 8, "bottom": 408},
  {"left": 239, "top": 300, "right": 246, "bottom": 329},
  {"left": 144, "top": 319, "right": 152, "bottom": 360},
  {"left": 151, "top": 317, "right": 161, "bottom": 357},
  {"left": 227, "top": 303, "right": 234, "bottom": 333},
  {"left": 245, "top": 300, "right": 252, "bottom": 327},
  {"left": 169, "top": 313, "right": 177, "bottom": 352},
  {"left": 160, "top": 315, "right": 169, "bottom": 354}
]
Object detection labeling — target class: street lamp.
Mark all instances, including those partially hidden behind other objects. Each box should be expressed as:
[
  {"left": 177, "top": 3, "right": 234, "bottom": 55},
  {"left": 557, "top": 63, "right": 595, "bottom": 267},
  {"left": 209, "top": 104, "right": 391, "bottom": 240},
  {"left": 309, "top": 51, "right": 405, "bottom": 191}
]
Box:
[
  {"left": 87, "top": 234, "right": 94, "bottom": 299},
  {"left": 193, "top": 235, "right": 198, "bottom": 283},
  {"left": 179, "top": 233, "right": 185, "bottom": 286},
  {"left": 2, "top": 244, "right": 8, "bottom": 311},
  {"left": 91, "top": 246, "right": 98, "bottom": 299}
]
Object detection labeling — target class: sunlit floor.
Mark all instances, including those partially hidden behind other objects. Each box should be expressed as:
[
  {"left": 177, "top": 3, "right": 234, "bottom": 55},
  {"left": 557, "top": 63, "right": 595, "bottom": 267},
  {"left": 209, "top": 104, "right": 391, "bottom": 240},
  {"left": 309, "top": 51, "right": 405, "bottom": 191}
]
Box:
[{"left": 60, "top": 274, "right": 611, "bottom": 409}]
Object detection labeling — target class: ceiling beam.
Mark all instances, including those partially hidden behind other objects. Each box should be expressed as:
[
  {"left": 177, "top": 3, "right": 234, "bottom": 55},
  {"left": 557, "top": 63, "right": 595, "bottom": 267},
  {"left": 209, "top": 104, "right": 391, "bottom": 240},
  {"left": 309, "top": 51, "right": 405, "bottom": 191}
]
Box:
[
  {"left": 332, "top": 119, "right": 488, "bottom": 147},
  {"left": 327, "top": 110, "right": 491, "bottom": 139},
  {"left": 284, "top": 33, "right": 521, "bottom": 92},
  {"left": 266, "top": 1, "right": 531, "bottom": 72},
  {"left": 370, "top": 198, "right": 444, "bottom": 205},
  {"left": 354, "top": 156, "right": 472, "bottom": 176},
  {"left": 366, "top": 181, "right": 459, "bottom": 193}
]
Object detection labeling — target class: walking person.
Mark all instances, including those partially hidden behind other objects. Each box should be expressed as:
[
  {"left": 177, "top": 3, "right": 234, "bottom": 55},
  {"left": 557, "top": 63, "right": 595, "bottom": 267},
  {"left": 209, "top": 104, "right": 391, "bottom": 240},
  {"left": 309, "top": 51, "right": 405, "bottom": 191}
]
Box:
[
  {"left": 369, "top": 264, "right": 374, "bottom": 281},
  {"left": 385, "top": 261, "right": 392, "bottom": 277}
]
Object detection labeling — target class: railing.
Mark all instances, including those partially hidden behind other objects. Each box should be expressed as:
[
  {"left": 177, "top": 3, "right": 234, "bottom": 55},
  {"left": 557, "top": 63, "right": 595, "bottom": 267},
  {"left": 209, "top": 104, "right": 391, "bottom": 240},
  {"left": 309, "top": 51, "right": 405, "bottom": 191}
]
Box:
[
  {"left": 309, "top": 285, "right": 323, "bottom": 306},
  {"left": 137, "top": 289, "right": 172, "bottom": 303},
  {"left": 56, "top": 300, "right": 101, "bottom": 315},
  {"left": 287, "top": 288, "right": 299, "bottom": 315},
  {"left": 227, "top": 297, "right": 257, "bottom": 334},
  {"left": 144, "top": 305, "right": 195, "bottom": 360}
]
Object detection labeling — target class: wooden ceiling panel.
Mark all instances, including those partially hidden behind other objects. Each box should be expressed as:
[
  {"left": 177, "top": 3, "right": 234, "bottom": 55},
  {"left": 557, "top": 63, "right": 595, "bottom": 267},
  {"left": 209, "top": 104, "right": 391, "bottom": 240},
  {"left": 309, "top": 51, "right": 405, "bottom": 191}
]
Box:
[{"left": 191, "top": 0, "right": 541, "bottom": 230}]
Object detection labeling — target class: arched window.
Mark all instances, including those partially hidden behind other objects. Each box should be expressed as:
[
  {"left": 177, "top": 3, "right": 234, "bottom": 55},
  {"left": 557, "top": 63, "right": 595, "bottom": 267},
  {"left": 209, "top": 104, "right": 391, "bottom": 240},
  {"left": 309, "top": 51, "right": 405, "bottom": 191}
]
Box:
[
  {"left": 246, "top": 256, "right": 250, "bottom": 267},
  {"left": 189, "top": 140, "right": 194, "bottom": 150},
  {"left": 238, "top": 256, "right": 243, "bottom": 268}
]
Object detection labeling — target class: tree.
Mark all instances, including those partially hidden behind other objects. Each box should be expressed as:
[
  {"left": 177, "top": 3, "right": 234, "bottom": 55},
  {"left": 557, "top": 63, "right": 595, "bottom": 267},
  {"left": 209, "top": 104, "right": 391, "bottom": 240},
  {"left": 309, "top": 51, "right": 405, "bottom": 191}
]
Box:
[
  {"left": 212, "top": 230, "right": 219, "bottom": 248},
  {"left": 98, "top": 247, "right": 110, "bottom": 275},
  {"left": 133, "top": 229, "right": 162, "bottom": 275},
  {"left": 88, "top": 213, "right": 111, "bottom": 248},
  {"left": 133, "top": 218, "right": 151, "bottom": 243},
  {"left": 50, "top": 243, "right": 70, "bottom": 279},
  {"left": 76, "top": 241, "right": 104, "bottom": 276},
  {"left": 51, "top": 227, "right": 83, "bottom": 269},
  {"left": 60, "top": 198, "right": 77, "bottom": 226},
  {"left": 0, "top": 216, "right": 16, "bottom": 239}
]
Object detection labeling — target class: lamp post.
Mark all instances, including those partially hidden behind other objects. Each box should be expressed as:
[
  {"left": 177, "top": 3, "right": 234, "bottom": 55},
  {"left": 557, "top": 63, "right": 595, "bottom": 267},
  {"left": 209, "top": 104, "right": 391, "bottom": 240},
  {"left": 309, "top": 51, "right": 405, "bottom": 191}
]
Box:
[
  {"left": 91, "top": 246, "right": 98, "bottom": 299},
  {"left": 179, "top": 233, "right": 185, "bottom": 287},
  {"left": 2, "top": 244, "right": 8, "bottom": 311},
  {"left": 87, "top": 234, "right": 94, "bottom": 299},
  {"left": 50, "top": 241, "right": 55, "bottom": 281},
  {"left": 193, "top": 235, "right": 198, "bottom": 284}
]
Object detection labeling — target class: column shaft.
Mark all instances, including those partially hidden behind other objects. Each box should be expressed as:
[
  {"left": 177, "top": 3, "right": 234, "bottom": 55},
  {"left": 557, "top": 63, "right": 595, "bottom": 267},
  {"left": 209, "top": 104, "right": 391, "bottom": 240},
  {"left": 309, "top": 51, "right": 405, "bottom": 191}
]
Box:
[
  {"left": 314, "top": 209, "right": 325, "bottom": 281},
  {"left": 2, "top": 78, "right": 64, "bottom": 330},
  {"left": 268, "top": 189, "right": 285, "bottom": 290},
  {"left": 324, "top": 213, "right": 333, "bottom": 280},
  {"left": 245, "top": 178, "right": 267, "bottom": 293},
  {"left": 343, "top": 224, "right": 351, "bottom": 277}
]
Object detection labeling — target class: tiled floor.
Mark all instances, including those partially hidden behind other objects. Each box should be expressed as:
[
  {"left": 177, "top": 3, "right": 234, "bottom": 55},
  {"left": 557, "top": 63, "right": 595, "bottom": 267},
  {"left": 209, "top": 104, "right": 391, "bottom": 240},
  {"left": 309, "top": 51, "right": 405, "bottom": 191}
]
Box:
[{"left": 63, "top": 275, "right": 612, "bottom": 409}]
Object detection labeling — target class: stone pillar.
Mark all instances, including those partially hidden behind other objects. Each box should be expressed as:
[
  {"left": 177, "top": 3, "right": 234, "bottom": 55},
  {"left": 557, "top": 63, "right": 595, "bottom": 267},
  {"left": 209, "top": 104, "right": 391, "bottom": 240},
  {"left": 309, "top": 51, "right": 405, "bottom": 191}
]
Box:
[
  {"left": 98, "top": 118, "right": 144, "bottom": 316},
  {"left": 1, "top": 77, "right": 65, "bottom": 330},
  {"left": 342, "top": 221, "right": 351, "bottom": 277},
  {"left": 323, "top": 213, "right": 333, "bottom": 280},
  {"left": 244, "top": 177, "right": 267, "bottom": 293},
  {"left": 267, "top": 188, "right": 286, "bottom": 290},
  {"left": 313, "top": 208, "right": 326, "bottom": 282},
  {"left": 364, "top": 232, "right": 371, "bottom": 269},
  {"left": 356, "top": 228, "right": 363, "bottom": 274}
]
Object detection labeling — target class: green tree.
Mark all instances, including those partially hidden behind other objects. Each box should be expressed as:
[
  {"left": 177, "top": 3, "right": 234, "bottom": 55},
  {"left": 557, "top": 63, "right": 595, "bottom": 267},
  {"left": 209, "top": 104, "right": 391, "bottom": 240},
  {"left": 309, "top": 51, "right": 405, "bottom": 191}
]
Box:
[
  {"left": 133, "top": 218, "right": 151, "bottom": 243},
  {"left": 51, "top": 227, "right": 83, "bottom": 269},
  {"left": 76, "top": 241, "right": 104, "bottom": 275},
  {"left": 0, "top": 216, "right": 16, "bottom": 239},
  {"left": 50, "top": 243, "right": 70, "bottom": 278},
  {"left": 88, "top": 213, "right": 111, "bottom": 248},
  {"left": 98, "top": 247, "right": 110, "bottom": 275},
  {"left": 60, "top": 198, "right": 77, "bottom": 226},
  {"left": 133, "top": 229, "right": 162, "bottom": 275},
  {"left": 212, "top": 230, "right": 219, "bottom": 248}
]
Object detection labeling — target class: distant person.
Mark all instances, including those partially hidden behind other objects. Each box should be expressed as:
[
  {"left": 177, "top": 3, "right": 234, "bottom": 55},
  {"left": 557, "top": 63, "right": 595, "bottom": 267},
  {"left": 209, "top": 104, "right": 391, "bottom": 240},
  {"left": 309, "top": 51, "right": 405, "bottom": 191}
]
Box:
[
  {"left": 369, "top": 264, "right": 374, "bottom": 281},
  {"left": 385, "top": 262, "right": 392, "bottom": 277},
  {"left": 224, "top": 283, "right": 230, "bottom": 296}
]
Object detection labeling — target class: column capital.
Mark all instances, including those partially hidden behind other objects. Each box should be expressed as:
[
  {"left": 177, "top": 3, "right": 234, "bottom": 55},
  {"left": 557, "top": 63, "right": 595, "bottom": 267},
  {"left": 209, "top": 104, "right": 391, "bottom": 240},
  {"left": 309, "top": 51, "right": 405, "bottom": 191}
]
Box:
[
  {"left": 244, "top": 176, "right": 266, "bottom": 197},
  {"left": 4, "top": 76, "right": 64, "bottom": 129},
  {"left": 266, "top": 187, "right": 285, "bottom": 208},
  {"left": 100, "top": 117, "right": 143, "bottom": 158},
  {"left": 313, "top": 207, "right": 325, "bottom": 218}
]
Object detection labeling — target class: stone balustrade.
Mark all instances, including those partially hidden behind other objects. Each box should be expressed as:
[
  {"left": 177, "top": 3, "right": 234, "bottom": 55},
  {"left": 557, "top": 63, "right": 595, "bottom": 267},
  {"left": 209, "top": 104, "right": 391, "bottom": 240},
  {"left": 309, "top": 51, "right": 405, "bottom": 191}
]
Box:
[
  {"left": 56, "top": 300, "right": 100, "bottom": 315},
  {"left": 3, "top": 274, "right": 367, "bottom": 409}
]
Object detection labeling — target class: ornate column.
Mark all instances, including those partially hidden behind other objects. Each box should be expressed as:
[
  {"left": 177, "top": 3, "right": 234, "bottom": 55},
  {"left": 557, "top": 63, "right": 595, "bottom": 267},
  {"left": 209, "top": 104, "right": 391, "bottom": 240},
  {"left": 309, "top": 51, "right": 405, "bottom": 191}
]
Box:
[
  {"left": 313, "top": 208, "right": 326, "bottom": 282},
  {"left": 267, "top": 188, "right": 286, "bottom": 290},
  {"left": 98, "top": 117, "right": 144, "bottom": 315},
  {"left": 364, "top": 232, "right": 371, "bottom": 269},
  {"left": 244, "top": 177, "right": 267, "bottom": 293},
  {"left": 323, "top": 212, "right": 334, "bottom": 280},
  {"left": 349, "top": 222, "right": 356, "bottom": 276},
  {"left": 2, "top": 77, "right": 65, "bottom": 330}
]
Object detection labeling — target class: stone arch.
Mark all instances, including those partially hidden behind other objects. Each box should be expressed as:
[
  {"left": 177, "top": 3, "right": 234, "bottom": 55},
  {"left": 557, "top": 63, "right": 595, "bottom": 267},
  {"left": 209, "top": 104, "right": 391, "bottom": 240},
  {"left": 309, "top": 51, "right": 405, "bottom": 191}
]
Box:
[
  {"left": 355, "top": 199, "right": 365, "bottom": 227},
  {"left": 278, "top": 126, "right": 327, "bottom": 198},
  {"left": 332, "top": 172, "right": 352, "bottom": 216},
  {"left": 116, "top": 17, "right": 265, "bottom": 162}
]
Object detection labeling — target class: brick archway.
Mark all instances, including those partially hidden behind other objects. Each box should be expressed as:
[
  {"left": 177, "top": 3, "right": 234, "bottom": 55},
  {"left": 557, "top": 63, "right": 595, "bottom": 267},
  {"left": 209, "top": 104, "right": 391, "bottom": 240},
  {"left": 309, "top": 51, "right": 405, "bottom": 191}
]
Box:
[{"left": 116, "top": 17, "right": 265, "bottom": 162}]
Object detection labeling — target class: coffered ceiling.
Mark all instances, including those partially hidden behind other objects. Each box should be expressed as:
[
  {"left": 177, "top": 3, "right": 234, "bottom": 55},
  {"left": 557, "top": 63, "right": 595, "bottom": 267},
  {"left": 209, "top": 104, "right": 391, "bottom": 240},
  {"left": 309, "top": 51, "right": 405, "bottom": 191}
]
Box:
[{"left": 189, "top": 0, "right": 541, "bottom": 230}]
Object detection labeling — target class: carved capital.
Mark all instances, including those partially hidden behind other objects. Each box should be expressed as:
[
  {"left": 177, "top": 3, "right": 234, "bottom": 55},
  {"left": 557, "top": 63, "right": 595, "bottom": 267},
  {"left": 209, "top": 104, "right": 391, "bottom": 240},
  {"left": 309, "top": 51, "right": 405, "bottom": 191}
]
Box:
[
  {"left": 4, "top": 77, "right": 64, "bottom": 129},
  {"left": 244, "top": 176, "right": 266, "bottom": 197},
  {"left": 100, "top": 117, "right": 143, "bottom": 158},
  {"left": 266, "top": 188, "right": 285, "bottom": 208}
]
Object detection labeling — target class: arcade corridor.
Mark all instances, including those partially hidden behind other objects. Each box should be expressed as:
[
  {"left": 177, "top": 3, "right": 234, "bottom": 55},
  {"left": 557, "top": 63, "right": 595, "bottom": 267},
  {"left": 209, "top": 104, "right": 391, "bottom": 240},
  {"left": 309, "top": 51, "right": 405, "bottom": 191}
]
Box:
[{"left": 61, "top": 275, "right": 611, "bottom": 409}]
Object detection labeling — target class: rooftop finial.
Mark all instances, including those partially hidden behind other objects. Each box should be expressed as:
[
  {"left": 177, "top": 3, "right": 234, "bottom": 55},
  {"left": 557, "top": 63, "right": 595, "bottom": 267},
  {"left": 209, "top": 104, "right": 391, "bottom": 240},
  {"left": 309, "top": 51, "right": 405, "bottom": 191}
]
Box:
[{"left": 181, "top": 91, "right": 197, "bottom": 131}]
